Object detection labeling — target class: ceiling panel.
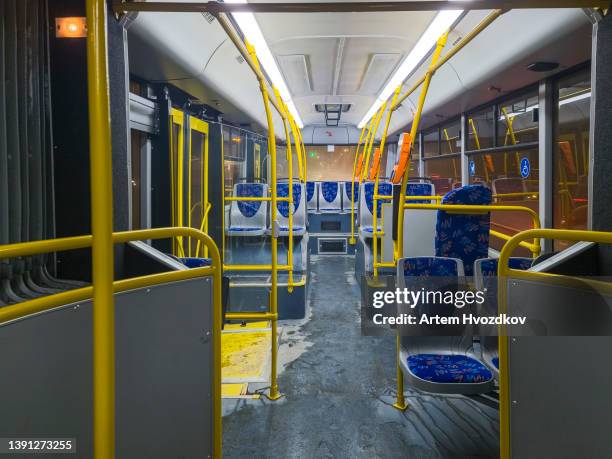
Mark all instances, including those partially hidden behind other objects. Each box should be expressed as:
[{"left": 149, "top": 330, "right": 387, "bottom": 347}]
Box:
[{"left": 255, "top": 8, "right": 438, "bottom": 126}]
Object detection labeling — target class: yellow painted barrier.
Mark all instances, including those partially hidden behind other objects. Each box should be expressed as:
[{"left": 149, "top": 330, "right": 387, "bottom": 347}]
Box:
[
  {"left": 497, "top": 229, "right": 612, "bottom": 459},
  {"left": 0, "top": 227, "right": 223, "bottom": 459}
]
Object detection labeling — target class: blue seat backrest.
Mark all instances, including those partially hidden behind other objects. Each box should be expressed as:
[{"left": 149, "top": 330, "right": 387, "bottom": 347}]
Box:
[
  {"left": 403, "top": 257, "right": 459, "bottom": 277},
  {"left": 306, "top": 182, "right": 316, "bottom": 202},
  {"left": 435, "top": 185, "right": 492, "bottom": 276},
  {"left": 277, "top": 183, "right": 302, "bottom": 217},
  {"left": 345, "top": 181, "right": 358, "bottom": 202},
  {"left": 236, "top": 183, "right": 264, "bottom": 217},
  {"left": 321, "top": 182, "right": 338, "bottom": 203},
  {"left": 364, "top": 182, "right": 392, "bottom": 217},
  {"left": 406, "top": 183, "right": 434, "bottom": 203},
  {"left": 478, "top": 257, "right": 533, "bottom": 278}
]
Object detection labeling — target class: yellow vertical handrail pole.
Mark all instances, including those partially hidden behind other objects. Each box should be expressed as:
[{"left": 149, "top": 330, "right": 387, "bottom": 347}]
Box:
[
  {"left": 296, "top": 118, "right": 307, "bottom": 183},
  {"left": 373, "top": 86, "right": 401, "bottom": 277},
  {"left": 247, "top": 42, "right": 281, "bottom": 401},
  {"left": 274, "top": 88, "right": 294, "bottom": 292},
  {"left": 354, "top": 115, "right": 377, "bottom": 241},
  {"left": 393, "top": 32, "right": 449, "bottom": 413},
  {"left": 362, "top": 102, "right": 387, "bottom": 181},
  {"left": 396, "top": 32, "right": 448, "bottom": 261},
  {"left": 287, "top": 114, "right": 304, "bottom": 182},
  {"left": 349, "top": 124, "right": 368, "bottom": 244},
  {"left": 469, "top": 117, "right": 490, "bottom": 184},
  {"left": 86, "top": 0, "right": 115, "bottom": 457}
]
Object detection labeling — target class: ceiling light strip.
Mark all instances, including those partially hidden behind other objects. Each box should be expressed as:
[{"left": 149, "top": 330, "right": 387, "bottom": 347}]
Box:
[
  {"left": 357, "top": 9, "right": 463, "bottom": 128},
  {"left": 225, "top": 0, "right": 304, "bottom": 128}
]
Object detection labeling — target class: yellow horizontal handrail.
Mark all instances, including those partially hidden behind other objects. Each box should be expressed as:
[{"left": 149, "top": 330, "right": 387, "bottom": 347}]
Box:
[
  {"left": 404, "top": 195, "right": 443, "bottom": 202},
  {"left": 225, "top": 312, "right": 278, "bottom": 321},
  {"left": 223, "top": 264, "right": 292, "bottom": 271},
  {"left": 489, "top": 229, "right": 538, "bottom": 252},
  {"left": 497, "top": 228, "right": 612, "bottom": 459},
  {"left": 493, "top": 192, "right": 539, "bottom": 198},
  {"left": 0, "top": 227, "right": 221, "bottom": 322},
  {"left": 225, "top": 196, "right": 291, "bottom": 202}
]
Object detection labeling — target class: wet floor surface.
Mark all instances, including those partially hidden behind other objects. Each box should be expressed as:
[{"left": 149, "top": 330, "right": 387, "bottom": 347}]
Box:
[{"left": 222, "top": 255, "right": 499, "bottom": 459}]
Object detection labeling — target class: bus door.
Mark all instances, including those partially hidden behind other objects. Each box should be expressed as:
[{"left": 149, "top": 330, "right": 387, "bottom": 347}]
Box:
[{"left": 187, "top": 117, "right": 210, "bottom": 257}]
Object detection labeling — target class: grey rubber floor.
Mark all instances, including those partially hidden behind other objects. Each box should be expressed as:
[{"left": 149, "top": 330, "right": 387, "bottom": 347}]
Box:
[{"left": 222, "top": 255, "right": 499, "bottom": 458}]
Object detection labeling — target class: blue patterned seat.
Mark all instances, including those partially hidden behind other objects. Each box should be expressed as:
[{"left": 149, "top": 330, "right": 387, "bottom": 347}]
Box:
[
  {"left": 435, "top": 184, "right": 492, "bottom": 276},
  {"left": 358, "top": 181, "right": 392, "bottom": 239},
  {"left": 306, "top": 181, "right": 317, "bottom": 211},
  {"left": 343, "top": 181, "right": 359, "bottom": 212},
  {"left": 227, "top": 183, "right": 268, "bottom": 237},
  {"left": 397, "top": 256, "right": 495, "bottom": 394},
  {"left": 272, "top": 182, "right": 306, "bottom": 236},
  {"left": 318, "top": 181, "right": 341, "bottom": 212},
  {"left": 407, "top": 354, "right": 493, "bottom": 384},
  {"left": 474, "top": 257, "right": 533, "bottom": 375}
]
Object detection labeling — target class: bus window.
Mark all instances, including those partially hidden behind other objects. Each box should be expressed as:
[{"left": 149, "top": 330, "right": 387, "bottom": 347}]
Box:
[
  {"left": 441, "top": 119, "right": 461, "bottom": 155},
  {"left": 422, "top": 129, "right": 439, "bottom": 158},
  {"left": 469, "top": 148, "right": 540, "bottom": 254},
  {"left": 498, "top": 92, "right": 539, "bottom": 145},
  {"left": 468, "top": 107, "right": 495, "bottom": 151},
  {"left": 424, "top": 155, "right": 461, "bottom": 194},
  {"left": 553, "top": 68, "right": 591, "bottom": 250},
  {"left": 305, "top": 145, "right": 357, "bottom": 181}
]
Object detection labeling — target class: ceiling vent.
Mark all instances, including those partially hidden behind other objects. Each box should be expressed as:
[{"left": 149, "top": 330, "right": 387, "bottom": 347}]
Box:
[
  {"left": 278, "top": 54, "right": 312, "bottom": 94},
  {"left": 359, "top": 53, "right": 401, "bottom": 94}
]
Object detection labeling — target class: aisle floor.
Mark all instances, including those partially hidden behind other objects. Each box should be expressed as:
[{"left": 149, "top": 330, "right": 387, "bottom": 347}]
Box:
[{"left": 222, "top": 255, "right": 499, "bottom": 458}]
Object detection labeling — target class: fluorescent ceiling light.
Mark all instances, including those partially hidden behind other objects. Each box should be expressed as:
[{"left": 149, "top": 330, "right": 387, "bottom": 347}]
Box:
[
  {"left": 225, "top": 0, "right": 304, "bottom": 128},
  {"left": 357, "top": 10, "right": 463, "bottom": 128}
]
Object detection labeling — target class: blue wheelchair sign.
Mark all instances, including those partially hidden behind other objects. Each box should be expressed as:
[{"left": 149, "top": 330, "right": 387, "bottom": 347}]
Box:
[
  {"left": 520, "top": 157, "right": 530, "bottom": 178},
  {"left": 469, "top": 160, "right": 475, "bottom": 176}
]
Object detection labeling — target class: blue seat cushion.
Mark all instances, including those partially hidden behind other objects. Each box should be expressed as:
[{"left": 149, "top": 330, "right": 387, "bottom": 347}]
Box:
[
  {"left": 408, "top": 354, "right": 493, "bottom": 383},
  {"left": 435, "top": 185, "right": 492, "bottom": 276},
  {"left": 321, "top": 182, "right": 339, "bottom": 203},
  {"left": 180, "top": 257, "right": 212, "bottom": 268},
  {"left": 491, "top": 357, "right": 499, "bottom": 369},
  {"left": 361, "top": 226, "right": 382, "bottom": 233},
  {"left": 364, "top": 182, "right": 392, "bottom": 217},
  {"left": 236, "top": 183, "right": 264, "bottom": 217},
  {"left": 277, "top": 183, "right": 302, "bottom": 217}
]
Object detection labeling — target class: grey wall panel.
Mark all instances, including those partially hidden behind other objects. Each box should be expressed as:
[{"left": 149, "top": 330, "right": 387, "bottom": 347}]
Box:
[
  {"left": 507, "top": 277, "right": 612, "bottom": 458},
  {"left": 509, "top": 336, "right": 612, "bottom": 459},
  {"left": 0, "top": 276, "right": 214, "bottom": 459}
]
